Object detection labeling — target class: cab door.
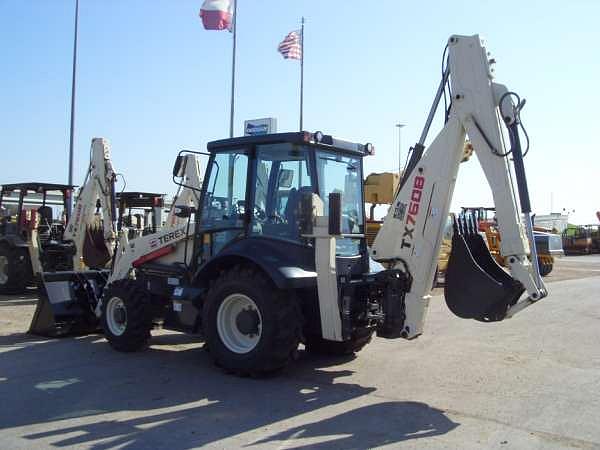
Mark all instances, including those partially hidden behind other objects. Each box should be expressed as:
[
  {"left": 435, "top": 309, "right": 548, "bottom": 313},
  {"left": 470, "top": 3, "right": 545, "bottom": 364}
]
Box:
[{"left": 199, "top": 149, "right": 249, "bottom": 258}]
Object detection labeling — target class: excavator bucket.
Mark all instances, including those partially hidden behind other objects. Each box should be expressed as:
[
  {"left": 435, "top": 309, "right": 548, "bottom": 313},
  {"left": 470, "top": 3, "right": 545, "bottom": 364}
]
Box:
[
  {"left": 82, "top": 226, "right": 111, "bottom": 269},
  {"left": 444, "top": 216, "right": 524, "bottom": 322},
  {"left": 29, "top": 270, "right": 106, "bottom": 337}
]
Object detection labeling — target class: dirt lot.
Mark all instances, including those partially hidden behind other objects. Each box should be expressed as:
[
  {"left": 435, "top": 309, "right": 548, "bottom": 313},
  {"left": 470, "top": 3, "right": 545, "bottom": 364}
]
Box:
[{"left": 0, "top": 255, "right": 599, "bottom": 449}]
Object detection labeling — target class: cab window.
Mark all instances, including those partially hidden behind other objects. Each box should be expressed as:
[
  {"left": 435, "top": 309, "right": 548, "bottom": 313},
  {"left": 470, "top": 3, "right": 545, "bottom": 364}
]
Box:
[{"left": 251, "top": 143, "right": 313, "bottom": 242}]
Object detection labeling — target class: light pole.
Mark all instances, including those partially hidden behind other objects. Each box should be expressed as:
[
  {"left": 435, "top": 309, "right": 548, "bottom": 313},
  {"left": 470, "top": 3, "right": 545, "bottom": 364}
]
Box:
[
  {"left": 67, "top": 0, "right": 79, "bottom": 216},
  {"left": 395, "top": 123, "right": 405, "bottom": 175}
]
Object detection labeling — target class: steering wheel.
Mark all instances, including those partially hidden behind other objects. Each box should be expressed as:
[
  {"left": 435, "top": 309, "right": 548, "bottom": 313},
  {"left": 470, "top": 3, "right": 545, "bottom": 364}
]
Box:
[
  {"left": 268, "top": 212, "right": 285, "bottom": 224},
  {"left": 254, "top": 205, "right": 267, "bottom": 220}
]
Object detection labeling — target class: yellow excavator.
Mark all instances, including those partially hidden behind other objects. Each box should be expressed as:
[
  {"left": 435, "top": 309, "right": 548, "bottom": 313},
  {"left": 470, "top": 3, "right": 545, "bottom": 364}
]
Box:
[{"left": 459, "top": 206, "right": 561, "bottom": 276}]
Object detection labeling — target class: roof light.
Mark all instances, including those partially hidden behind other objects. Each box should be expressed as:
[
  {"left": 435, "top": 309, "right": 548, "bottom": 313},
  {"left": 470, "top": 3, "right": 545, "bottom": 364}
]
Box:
[
  {"left": 365, "top": 143, "right": 375, "bottom": 155},
  {"left": 314, "top": 131, "right": 324, "bottom": 143}
]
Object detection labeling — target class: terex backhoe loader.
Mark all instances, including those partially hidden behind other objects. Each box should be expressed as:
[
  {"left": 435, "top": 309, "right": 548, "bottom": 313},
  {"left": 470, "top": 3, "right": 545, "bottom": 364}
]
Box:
[
  {"left": 33, "top": 35, "right": 547, "bottom": 375},
  {"left": 0, "top": 138, "right": 118, "bottom": 295}
]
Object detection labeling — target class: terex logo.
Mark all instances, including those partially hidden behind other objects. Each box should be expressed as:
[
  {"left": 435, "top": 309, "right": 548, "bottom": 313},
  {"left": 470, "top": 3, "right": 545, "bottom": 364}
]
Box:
[
  {"left": 151, "top": 227, "right": 187, "bottom": 249},
  {"left": 400, "top": 175, "right": 425, "bottom": 249}
]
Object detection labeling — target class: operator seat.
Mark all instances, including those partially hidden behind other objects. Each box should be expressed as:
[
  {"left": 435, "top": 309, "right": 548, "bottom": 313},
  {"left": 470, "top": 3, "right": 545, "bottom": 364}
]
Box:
[
  {"left": 38, "top": 206, "right": 53, "bottom": 223},
  {"left": 37, "top": 206, "right": 54, "bottom": 242}
]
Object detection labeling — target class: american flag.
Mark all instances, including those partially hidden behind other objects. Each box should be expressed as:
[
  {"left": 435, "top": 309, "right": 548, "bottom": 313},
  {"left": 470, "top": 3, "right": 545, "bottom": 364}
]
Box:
[{"left": 278, "top": 30, "right": 302, "bottom": 60}]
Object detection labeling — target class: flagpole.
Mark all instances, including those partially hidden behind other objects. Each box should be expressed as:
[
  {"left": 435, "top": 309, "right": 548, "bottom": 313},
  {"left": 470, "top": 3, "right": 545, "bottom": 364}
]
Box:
[
  {"left": 299, "top": 17, "right": 305, "bottom": 131},
  {"left": 229, "top": 0, "right": 238, "bottom": 138},
  {"left": 67, "top": 0, "right": 79, "bottom": 215}
]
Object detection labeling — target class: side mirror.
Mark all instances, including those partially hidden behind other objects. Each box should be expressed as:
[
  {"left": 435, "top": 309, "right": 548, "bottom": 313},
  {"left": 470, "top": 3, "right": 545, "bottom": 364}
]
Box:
[
  {"left": 172, "top": 155, "right": 184, "bottom": 178},
  {"left": 174, "top": 205, "right": 195, "bottom": 218},
  {"left": 328, "top": 192, "right": 342, "bottom": 236}
]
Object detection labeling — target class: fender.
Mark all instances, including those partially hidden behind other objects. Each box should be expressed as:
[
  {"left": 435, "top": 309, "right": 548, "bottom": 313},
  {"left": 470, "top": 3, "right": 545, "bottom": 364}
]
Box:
[{"left": 195, "top": 236, "right": 317, "bottom": 290}]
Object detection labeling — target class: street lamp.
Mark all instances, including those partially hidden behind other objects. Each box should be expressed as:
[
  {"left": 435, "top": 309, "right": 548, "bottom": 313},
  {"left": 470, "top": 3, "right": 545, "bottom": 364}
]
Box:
[{"left": 395, "top": 123, "right": 406, "bottom": 175}]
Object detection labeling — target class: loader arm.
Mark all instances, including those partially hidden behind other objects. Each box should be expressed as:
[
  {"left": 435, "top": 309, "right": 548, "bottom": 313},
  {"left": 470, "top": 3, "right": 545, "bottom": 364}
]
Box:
[
  {"left": 371, "top": 35, "right": 546, "bottom": 338},
  {"left": 63, "top": 138, "right": 117, "bottom": 269},
  {"left": 165, "top": 154, "right": 202, "bottom": 228}
]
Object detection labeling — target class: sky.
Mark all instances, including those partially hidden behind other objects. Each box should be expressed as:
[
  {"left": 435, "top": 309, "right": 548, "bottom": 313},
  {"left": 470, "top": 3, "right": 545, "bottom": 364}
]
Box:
[{"left": 1, "top": 0, "right": 599, "bottom": 224}]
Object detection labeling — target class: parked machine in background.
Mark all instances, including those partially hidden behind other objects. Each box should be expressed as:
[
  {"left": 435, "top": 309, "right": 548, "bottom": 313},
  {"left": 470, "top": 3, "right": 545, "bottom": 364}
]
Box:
[
  {"left": 24, "top": 138, "right": 118, "bottom": 334},
  {"left": 460, "top": 206, "right": 561, "bottom": 276},
  {"left": 585, "top": 224, "right": 600, "bottom": 253},
  {"left": 562, "top": 226, "right": 593, "bottom": 254},
  {"left": 0, "top": 183, "right": 74, "bottom": 293},
  {"left": 364, "top": 172, "right": 399, "bottom": 247},
  {"left": 31, "top": 34, "right": 548, "bottom": 376},
  {"left": 116, "top": 192, "right": 165, "bottom": 239}
]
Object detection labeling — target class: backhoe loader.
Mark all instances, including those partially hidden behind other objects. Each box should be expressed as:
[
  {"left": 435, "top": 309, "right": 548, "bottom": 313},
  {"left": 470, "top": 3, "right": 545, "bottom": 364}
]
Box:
[
  {"left": 32, "top": 35, "right": 547, "bottom": 376},
  {"left": 23, "top": 138, "right": 118, "bottom": 334},
  {"left": 0, "top": 183, "right": 74, "bottom": 293}
]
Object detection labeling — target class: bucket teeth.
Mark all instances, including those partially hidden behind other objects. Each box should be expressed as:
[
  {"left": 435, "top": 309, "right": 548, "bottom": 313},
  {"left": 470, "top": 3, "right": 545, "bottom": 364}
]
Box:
[{"left": 444, "top": 215, "right": 524, "bottom": 322}]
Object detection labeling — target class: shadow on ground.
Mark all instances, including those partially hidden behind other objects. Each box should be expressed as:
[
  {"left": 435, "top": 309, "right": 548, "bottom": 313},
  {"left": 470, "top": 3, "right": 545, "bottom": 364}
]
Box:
[{"left": 0, "top": 332, "right": 459, "bottom": 449}]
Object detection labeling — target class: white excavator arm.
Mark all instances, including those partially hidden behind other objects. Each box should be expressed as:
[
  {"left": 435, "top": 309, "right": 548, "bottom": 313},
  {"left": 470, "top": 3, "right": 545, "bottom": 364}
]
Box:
[
  {"left": 63, "top": 137, "right": 117, "bottom": 269},
  {"left": 371, "top": 35, "right": 546, "bottom": 338}
]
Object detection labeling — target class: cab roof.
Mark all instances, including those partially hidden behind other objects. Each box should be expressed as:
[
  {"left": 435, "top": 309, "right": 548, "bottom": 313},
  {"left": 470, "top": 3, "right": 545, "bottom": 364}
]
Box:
[
  {"left": 1, "top": 182, "right": 75, "bottom": 192},
  {"left": 207, "top": 131, "right": 373, "bottom": 157}
]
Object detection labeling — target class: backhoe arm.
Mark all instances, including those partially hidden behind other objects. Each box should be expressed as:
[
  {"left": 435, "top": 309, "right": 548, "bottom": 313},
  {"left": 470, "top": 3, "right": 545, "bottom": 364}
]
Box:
[
  {"left": 63, "top": 138, "right": 117, "bottom": 269},
  {"left": 371, "top": 35, "right": 546, "bottom": 338}
]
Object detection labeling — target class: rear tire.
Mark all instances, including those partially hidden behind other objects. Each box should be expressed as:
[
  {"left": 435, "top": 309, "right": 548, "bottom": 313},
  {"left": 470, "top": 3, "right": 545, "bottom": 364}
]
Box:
[
  {"left": 101, "top": 280, "right": 152, "bottom": 352},
  {"left": 0, "top": 245, "right": 29, "bottom": 294},
  {"left": 304, "top": 327, "right": 373, "bottom": 356},
  {"left": 203, "top": 265, "right": 301, "bottom": 376}
]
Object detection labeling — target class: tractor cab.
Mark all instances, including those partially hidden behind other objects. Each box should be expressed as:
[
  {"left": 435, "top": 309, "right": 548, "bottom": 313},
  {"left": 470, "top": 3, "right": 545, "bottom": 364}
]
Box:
[
  {"left": 116, "top": 191, "right": 165, "bottom": 239},
  {"left": 188, "top": 131, "right": 372, "bottom": 278},
  {"left": 0, "top": 182, "right": 74, "bottom": 293},
  {"left": 0, "top": 182, "right": 73, "bottom": 242}
]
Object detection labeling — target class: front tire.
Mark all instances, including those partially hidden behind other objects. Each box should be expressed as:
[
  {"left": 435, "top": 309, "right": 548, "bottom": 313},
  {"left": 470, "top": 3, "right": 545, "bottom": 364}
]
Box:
[
  {"left": 0, "top": 245, "right": 29, "bottom": 294},
  {"left": 101, "top": 280, "right": 152, "bottom": 352},
  {"left": 203, "top": 265, "right": 301, "bottom": 376}
]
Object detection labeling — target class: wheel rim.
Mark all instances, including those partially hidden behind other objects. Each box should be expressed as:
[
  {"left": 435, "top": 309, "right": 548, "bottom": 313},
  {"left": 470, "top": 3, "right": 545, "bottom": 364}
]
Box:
[
  {"left": 106, "top": 296, "right": 127, "bottom": 336},
  {"left": 0, "top": 255, "right": 8, "bottom": 285},
  {"left": 216, "top": 294, "right": 262, "bottom": 354}
]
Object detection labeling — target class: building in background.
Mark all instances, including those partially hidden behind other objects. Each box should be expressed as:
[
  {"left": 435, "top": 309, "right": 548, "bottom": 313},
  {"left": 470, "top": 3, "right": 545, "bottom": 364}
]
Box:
[{"left": 534, "top": 213, "right": 569, "bottom": 233}]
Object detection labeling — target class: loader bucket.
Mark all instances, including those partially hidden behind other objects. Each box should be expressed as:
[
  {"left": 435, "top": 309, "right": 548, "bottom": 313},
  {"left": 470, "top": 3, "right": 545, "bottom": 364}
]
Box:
[
  {"left": 444, "top": 217, "right": 524, "bottom": 322},
  {"left": 82, "top": 226, "right": 111, "bottom": 269},
  {"left": 29, "top": 270, "right": 107, "bottom": 337}
]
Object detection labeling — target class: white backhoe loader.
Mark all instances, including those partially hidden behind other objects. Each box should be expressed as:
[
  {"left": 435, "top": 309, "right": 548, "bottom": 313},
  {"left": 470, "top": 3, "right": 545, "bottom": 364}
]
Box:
[{"left": 32, "top": 35, "right": 547, "bottom": 376}]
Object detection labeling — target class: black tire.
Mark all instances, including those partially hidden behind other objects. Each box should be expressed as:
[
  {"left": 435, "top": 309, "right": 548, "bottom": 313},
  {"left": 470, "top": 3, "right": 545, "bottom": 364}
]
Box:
[
  {"left": 538, "top": 262, "right": 553, "bottom": 277},
  {"left": 203, "top": 265, "right": 302, "bottom": 376},
  {"left": 304, "top": 327, "right": 373, "bottom": 356},
  {"left": 0, "top": 245, "right": 29, "bottom": 294},
  {"left": 101, "top": 280, "right": 152, "bottom": 352}
]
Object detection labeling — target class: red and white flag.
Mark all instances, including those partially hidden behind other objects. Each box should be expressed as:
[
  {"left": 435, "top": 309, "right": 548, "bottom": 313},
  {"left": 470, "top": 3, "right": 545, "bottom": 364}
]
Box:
[
  {"left": 199, "top": 0, "right": 234, "bottom": 31},
  {"left": 278, "top": 30, "right": 302, "bottom": 60}
]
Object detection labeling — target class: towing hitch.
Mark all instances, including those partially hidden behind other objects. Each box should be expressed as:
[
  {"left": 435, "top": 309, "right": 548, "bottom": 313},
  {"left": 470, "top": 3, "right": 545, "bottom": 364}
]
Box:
[{"left": 444, "top": 216, "right": 524, "bottom": 322}]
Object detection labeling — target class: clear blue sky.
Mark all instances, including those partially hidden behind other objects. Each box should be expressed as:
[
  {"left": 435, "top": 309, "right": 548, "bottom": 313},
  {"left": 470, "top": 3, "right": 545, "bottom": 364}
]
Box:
[{"left": 1, "top": 0, "right": 599, "bottom": 223}]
